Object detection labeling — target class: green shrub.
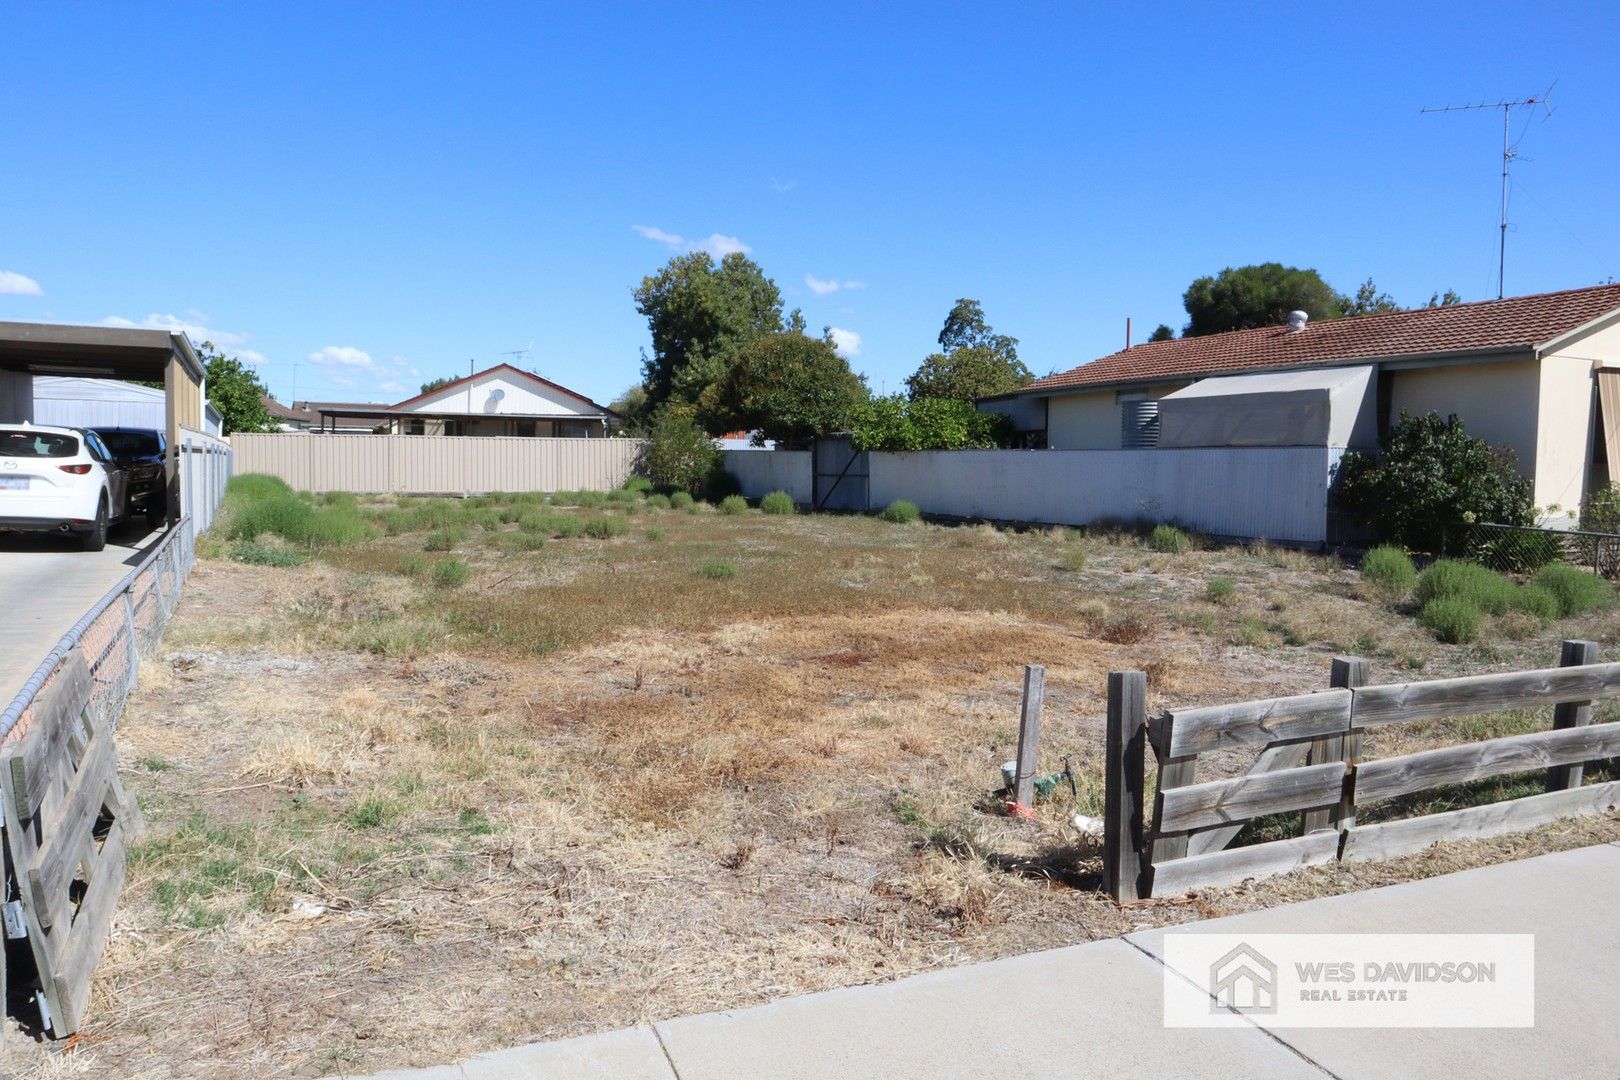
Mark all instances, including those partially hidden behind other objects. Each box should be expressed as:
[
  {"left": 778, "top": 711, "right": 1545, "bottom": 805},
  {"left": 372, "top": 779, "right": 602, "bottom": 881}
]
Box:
[
  {"left": 1466, "top": 528, "right": 1562, "bottom": 573},
  {"left": 424, "top": 526, "right": 466, "bottom": 552},
  {"left": 669, "top": 491, "right": 695, "bottom": 511},
  {"left": 621, "top": 475, "right": 655, "bottom": 495},
  {"left": 645, "top": 526, "right": 667, "bottom": 542},
  {"left": 606, "top": 487, "right": 641, "bottom": 506},
  {"left": 230, "top": 541, "right": 305, "bottom": 568},
  {"left": 1580, "top": 484, "right": 1620, "bottom": 534},
  {"left": 302, "top": 508, "right": 378, "bottom": 547},
  {"left": 1361, "top": 546, "right": 1417, "bottom": 597},
  {"left": 1414, "top": 559, "right": 1517, "bottom": 615},
  {"left": 318, "top": 491, "right": 359, "bottom": 510},
  {"left": 1531, "top": 563, "right": 1614, "bottom": 617},
  {"left": 718, "top": 494, "right": 749, "bottom": 515},
  {"left": 760, "top": 490, "right": 795, "bottom": 515},
  {"left": 879, "top": 500, "right": 920, "bottom": 524},
  {"left": 400, "top": 554, "right": 427, "bottom": 577},
  {"left": 553, "top": 515, "right": 586, "bottom": 539},
  {"left": 645, "top": 493, "right": 671, "bottom": 511},
  {"left": 431, "top": 558, "right": 471, "bottom": 588},
  {"left": 1149, "top": 524, "right": 1189, "bottom": 554},
  {"left": 1335, "top": 411, "right": 1534, "bottom": 552},
  {"left": 1058, "top": 546, "right": 1087, "bottom": 572},
  {"left": 644, "top": 404, "right": 722, "bottom": 494},
  {"left": 225, "top": 473, "right": 294, "bottom": 503},
  {"left": 1419, "top": 596, "right": 1481, "bottom": 644},
  {"left": 584, "top": 515, "right": 630, "bottom": 539},
  {"left": 1205, "top": 577, "right": 1237, "bottom": 604},
  {"left": 229, "top": 495, "right": 313, "bottom": 541},
  {"left": 696, "top": 559, "right": 738, "bottom": 580},
  {"left": 1513, "top": 584, "right": 1560, "bottom": 624},
  {"left": 849, "top": 394, "right": 1010, "bottom": 452}
]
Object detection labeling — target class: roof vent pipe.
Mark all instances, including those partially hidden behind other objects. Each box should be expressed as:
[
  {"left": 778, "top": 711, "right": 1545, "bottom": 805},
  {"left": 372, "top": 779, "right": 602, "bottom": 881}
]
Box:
[{"left": 1287, "top": 310, "right": 1309, "bottom": 332}]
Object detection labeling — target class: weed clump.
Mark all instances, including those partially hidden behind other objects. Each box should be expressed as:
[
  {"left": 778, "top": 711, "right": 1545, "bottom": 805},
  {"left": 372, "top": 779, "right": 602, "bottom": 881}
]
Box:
[
  {"left": 1419, "top": 596, "right": 1481, "bottom": 644},
  {"left": 621, "top": 475, "right": 654, "bottom": 496},
  {"left": 424, "top": 526, "right": 466, "bottom": 552},
  {"left": 718, "top": 495, "right": 749, "bottom": 515},
  {"left": 1205, "top": 577, "right": 1237, "bottom": 604},
  {"left": 1531, "top": 563, "right": 1614, "bottom": 617},
  {"left": 1149, "top": 524, "right": 1189, "bottom": 554},
  {"left": 760, "top": 490, "right": 795, "bottom": 515},
  {"left": 1361, "top": 546, "right": 1417, "bottom": 598},
  {"left": 670, "top": 491, "right": 696, "bottom": 511},
  {"left": 584, "top": 515, "right": 630, "bottom": 539},
  {"left": 1058, "top": 546, "right": 1087, "bottom": 572},
  {"left": 696, "top": 559, "right": 738, "bottom": 580},
  {"left": 645, "top": 493, "right": 672, "bottom": 511},
  {"left": 880, "top": 500, "right": 920, "bottom": 524},
  {"left": 1415, "top": 559, "right": 1517, "bottom": 615},
  {"left": 229, "top": 540, "right": 305, "bottom": 568},
  {"left": 431, "top": 557, "right": 471, "bottom": 588}
]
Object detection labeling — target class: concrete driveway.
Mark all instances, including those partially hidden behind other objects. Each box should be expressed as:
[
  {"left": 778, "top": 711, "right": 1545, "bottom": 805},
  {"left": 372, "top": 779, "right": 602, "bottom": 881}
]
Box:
[{"left": 0, "top": 519, "right": 167, "bottom": 709}]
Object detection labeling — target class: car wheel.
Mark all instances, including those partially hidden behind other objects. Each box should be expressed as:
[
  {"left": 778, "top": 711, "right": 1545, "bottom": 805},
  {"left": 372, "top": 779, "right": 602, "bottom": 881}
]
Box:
[{"left": 80, "top": 496, "right": 108, "bottom": 552}]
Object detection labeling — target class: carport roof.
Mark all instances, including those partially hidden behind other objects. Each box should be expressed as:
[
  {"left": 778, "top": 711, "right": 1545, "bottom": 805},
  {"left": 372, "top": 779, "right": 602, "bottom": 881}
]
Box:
[{"left": 0, "top": 321, "right": 205, "bottom": 385}]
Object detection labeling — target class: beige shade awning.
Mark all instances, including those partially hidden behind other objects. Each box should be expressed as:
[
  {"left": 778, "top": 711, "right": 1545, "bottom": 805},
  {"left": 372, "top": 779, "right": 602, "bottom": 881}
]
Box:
[{"left": 1597, "top": 369, "right": 1620, "bottom": 487}]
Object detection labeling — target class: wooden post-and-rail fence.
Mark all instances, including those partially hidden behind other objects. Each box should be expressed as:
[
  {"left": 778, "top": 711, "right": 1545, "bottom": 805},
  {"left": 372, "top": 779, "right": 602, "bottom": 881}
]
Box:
[{"left": 1103, "top": 640, "right": 1620, "bottom": 900}]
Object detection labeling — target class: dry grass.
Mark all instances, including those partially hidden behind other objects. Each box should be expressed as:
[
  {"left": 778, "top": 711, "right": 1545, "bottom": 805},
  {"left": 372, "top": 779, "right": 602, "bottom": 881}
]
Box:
[{"left": 12, "top": 495, "right": 1620, "bottom": 1078}]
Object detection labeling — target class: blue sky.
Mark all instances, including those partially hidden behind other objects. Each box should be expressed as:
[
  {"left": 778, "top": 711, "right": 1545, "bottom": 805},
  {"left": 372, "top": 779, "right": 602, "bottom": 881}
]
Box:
[{"left": 3, "top": 3, "right": 1618, "bottom": 407}]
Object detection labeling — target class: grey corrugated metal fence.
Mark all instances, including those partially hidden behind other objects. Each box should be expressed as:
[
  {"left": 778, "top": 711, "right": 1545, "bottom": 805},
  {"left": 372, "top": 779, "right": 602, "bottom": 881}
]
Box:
[{"left": 231, "top": 433, "right": 645, "bottom": 494}]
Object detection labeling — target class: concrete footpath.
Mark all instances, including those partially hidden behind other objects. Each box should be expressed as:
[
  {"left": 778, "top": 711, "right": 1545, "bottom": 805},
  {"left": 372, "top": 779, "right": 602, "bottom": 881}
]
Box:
[{"left": 361, "top": 843, "right": 1620, "bottom": 1080}]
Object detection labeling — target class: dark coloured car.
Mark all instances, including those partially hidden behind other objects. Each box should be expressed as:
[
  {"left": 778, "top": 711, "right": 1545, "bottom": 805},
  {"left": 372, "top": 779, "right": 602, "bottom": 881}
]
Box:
[{"left": 90, "top": 427, "right": 168, "bottom": 523}]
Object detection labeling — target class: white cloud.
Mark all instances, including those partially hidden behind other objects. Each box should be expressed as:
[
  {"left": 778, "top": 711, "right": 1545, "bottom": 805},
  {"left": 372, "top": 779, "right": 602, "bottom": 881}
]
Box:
[
  {"left": 378, "top": 381, "right": 408, "bottom": 395},
  {"left": 632, "top": 225, "right": 752, "bottom": 259},
  {"left": 701, "top": 233, "right": 751, "bottom": 257},
  {"left": 827, "top": 327, "right": 861, "bottom": 358},
  {"left": 0, "top": 271, "right": 43, "bottom": 296},
  {"left": 307, "top": 345, "right": 377, "bottom": 370},
  {"left": 804, "top": 275, "right": 866, "bottom": 297},
  {"left": 632, "top": 224, "right": 684, "bottom": 247},
  {"left": 769, "top": 178, "right": 797, "bottom": 193},
  {"left": 101, "top": 311, "right": 267, "bottom": 365}
]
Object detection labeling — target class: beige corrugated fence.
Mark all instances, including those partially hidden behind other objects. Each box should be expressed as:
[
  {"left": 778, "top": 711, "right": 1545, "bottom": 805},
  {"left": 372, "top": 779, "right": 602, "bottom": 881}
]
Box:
[{"left": 231, "top": 434, "right": 645, "bottom": 494}]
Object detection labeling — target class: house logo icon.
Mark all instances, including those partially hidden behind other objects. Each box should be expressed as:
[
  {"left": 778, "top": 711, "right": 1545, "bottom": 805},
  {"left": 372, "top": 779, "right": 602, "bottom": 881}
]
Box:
[{"left": 1209, "top": 942, "right": 1278, "bottom": 1015}]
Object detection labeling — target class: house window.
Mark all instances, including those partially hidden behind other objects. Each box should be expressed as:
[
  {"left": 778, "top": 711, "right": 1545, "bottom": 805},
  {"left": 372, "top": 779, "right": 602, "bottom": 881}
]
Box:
[
  {"left": 514, "top": 420, "right": 537, "bottom": 438},
  {"left": 444, "top": 420, "right": 465, "bottom": 437},
  {"left": 556, "top": 421, "right": 591, "bottom": 438},
  {"left": 405, "top": 418, "right": 425, "bottom": 436}
]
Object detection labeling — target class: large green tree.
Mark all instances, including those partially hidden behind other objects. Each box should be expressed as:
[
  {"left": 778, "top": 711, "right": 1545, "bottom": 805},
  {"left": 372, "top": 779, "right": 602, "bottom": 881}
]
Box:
[
  {"left": 1182, "top": 263, "right": 1344, "bottom": 336},
  {"left": 633, "top": 252, "right": 786, "bottom": 412},
  {"left": 905, "top": 299, "right": 1031, "bottom": 402},
  {"left": 1342, "top": 278, "right": 1402, "bottom": 316},
  {"left": 419, "top": 376, "right": 454, "bottom": 394},
  {"left": 197, "top": 341, "right": 273, "bottom": 435},
  {"left": 703, "top": 332, "right": 868, "bottom": 448}
]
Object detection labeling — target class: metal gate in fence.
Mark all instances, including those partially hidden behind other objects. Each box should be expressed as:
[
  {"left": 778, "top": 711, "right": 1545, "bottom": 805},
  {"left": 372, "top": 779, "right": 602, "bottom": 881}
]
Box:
[{"left": 812, "top": 435, "right": 869, "bottom": 512}]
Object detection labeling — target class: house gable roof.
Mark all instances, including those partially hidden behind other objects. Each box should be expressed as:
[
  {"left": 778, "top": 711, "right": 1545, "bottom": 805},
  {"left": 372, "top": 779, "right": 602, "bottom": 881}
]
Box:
[
  {"left": 391, "top": 363, "right": 617, "bottom": 417},
  {"left": 1021, "top": 283, "right": 1620, "bottom": 396}
]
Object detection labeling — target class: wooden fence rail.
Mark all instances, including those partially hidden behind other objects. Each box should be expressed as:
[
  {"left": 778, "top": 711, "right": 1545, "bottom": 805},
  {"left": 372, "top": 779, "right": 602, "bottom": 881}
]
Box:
[{"left": 1103, "top": 640, "right": 1620, "bottom": 900}]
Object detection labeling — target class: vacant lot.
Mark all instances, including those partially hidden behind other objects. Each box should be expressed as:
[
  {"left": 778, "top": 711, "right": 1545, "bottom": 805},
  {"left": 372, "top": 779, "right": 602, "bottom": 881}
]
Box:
[{"left": 13, "top": 484, "right": 1620, "bottom": 1077}]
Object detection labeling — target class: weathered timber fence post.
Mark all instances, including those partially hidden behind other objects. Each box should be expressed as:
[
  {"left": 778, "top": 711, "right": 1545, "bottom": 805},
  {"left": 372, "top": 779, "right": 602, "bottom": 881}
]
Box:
[
  {"left": 1013, "top": 665, "right": 1046, "bottom": 808},
  {"left": 1103, "top": 670, "right": 1148, "bottom": 901},
  {"left": 1313, "top": 655, "right": 1371, "bottom": 832},
  {"left": 1547, "top": 639, "right": 1601, "bottom": 791}
]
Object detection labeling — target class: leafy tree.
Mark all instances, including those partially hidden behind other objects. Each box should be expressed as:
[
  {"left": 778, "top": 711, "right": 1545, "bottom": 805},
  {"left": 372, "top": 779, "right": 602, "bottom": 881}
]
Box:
[
  {"left": 419, "top": 376, "right": 454, "bottom": 394},
  {"left": 641, "top": 404, "right": 721, "bottom": 494},
  {"left": 905, "top": 299, "right": 1030, "bottom": 402},
  {"left": 1147, "top": 324, "right": 1175, "bottom": 343},
  {"left": 1182, "top": 263, "right": 1344, "bottom": 336},
  {"left": 703, "top": 332, "right": 867, "bottom": 448},
  {"left": 607, "top": 382, "right": 651, "bottom": 434},
  {"left": 633, "top": 251, "right": 785, "bottom": 412},
  {"left": 849, "top": 395, "right": 1009, "bottom": 451},
  {"left": 1342, "top": 278, "right": 1401, "bottom": 316},
  {"left": 1427, "top": 289, "right": 1464, "bottom": 307},
  {"left": 196, "top": 341, "right": 273, "bottom": 435},
  {"left": 1335, "top": 411, "right": 1533, "bottom": 552}
]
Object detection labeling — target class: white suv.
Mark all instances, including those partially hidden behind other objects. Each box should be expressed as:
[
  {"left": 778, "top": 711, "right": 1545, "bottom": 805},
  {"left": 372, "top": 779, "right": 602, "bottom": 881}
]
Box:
[{"left": 0, "top": 424, "right": 131, "bottom": 551}]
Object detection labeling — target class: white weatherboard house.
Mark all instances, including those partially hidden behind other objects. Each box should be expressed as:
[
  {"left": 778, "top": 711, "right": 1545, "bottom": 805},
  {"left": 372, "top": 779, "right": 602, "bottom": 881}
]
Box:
[
  {"left": 297, "top": 364, "right": 618, "bottom": 437},
  {"left": 981, "top": 283, "right": 1620, "bottom": 516}
]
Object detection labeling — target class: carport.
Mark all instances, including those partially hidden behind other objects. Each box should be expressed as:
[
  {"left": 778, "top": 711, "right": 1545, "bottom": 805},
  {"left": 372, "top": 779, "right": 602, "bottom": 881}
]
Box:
[{"left": 0, "top": 320, "right": 209, "bottom": 524}]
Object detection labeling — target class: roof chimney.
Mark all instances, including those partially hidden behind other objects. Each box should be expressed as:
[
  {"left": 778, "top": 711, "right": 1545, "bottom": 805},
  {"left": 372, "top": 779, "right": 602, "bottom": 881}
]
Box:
[{"left": 1287, "top": 310, "right": 1309, "bottom": 332}]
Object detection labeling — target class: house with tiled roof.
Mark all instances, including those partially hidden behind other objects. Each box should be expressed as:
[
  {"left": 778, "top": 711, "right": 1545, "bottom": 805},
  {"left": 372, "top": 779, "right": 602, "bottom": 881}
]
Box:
[
  {"left": 981, "top": 283, "right": 1620, "bottom": 514},
  {"left": 293, "top": 364, "right": 618, "bottom": 438}
]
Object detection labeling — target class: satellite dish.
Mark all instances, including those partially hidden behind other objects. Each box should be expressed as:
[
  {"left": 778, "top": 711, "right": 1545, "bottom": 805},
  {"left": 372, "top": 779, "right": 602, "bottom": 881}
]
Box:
[{"left": 490, "top": 389, "right": 506, "bottom": 401}]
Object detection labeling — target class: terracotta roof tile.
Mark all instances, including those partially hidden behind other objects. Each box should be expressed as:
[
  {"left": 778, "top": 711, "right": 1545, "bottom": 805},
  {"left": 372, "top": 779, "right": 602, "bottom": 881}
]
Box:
[{"left": 1024, "top": 283, "right": 1620, "bottom": 395}]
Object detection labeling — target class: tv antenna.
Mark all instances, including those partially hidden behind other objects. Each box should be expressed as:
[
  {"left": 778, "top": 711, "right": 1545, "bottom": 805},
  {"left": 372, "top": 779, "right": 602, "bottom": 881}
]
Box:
[
  {"left": 502, "top": 340, "right": 535, "bottom": 369},
  {"left": 1422, "top": 83, "right": 1555, "bottom": 299}
]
